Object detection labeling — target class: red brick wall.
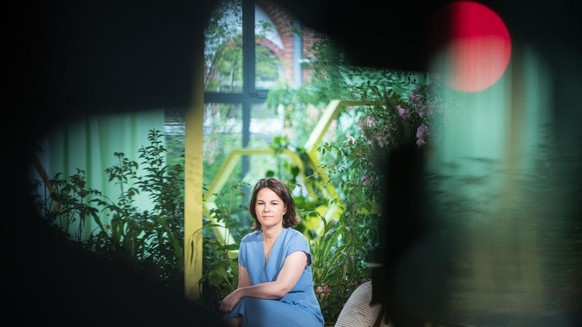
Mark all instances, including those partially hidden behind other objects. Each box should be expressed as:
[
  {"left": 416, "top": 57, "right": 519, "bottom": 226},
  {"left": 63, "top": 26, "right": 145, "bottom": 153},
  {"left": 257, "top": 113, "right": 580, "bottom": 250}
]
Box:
[{"left": 257, "top": 0, "right": 320, "bottom": 86}]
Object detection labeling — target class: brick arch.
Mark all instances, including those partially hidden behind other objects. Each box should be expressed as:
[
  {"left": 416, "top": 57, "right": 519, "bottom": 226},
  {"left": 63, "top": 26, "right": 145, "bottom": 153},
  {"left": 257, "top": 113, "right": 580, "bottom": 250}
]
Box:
[
  {"left": 256, "top": 0, "right": 294, "bottom": 82},
  {"left": 256, "top": 37, "right": 284, "bottom": 58},
  {"left": 255, "top": 37, "right": 285, "bottom": 88},
  {"left": 256, "top": 0, "right": 321, "bottom": 85}
]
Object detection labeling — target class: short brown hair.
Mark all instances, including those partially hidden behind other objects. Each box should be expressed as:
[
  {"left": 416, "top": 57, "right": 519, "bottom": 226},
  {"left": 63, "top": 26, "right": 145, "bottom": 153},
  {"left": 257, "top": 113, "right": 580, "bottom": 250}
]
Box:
[{"left": 249, "top": 177, "right": 299, "bottom": 230}]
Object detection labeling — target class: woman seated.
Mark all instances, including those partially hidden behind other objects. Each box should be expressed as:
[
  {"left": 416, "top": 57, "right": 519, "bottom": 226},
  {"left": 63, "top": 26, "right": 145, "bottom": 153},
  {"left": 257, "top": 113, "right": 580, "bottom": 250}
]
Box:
[{"left": 219, "top": 177, "right": 325, "bottom": 327}]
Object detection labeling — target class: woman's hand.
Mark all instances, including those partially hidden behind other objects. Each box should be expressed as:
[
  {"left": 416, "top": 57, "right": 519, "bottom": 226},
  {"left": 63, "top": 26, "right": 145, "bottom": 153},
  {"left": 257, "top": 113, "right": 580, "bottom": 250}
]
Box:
[{"left": 219, "top": 289, "right": 243, "bottom": 312}]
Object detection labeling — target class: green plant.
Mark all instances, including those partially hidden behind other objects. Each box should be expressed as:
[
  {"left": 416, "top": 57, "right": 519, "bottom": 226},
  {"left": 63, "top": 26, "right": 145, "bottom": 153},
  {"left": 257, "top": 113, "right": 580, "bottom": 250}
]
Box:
[
  {"left": 32, "top": 129, "right": 186, "bottom": 290},
  {"left": 197, "top": 182, "right": 250, "bottom": 314},
  {"left": 32, "top": 168, "right": 105, "bottom": 243},
  {"left": 309, "top": 215, "right": 370, "bottom": 322},
  {"left": 263, "top": 33, "right": 447, "bottom": 323}
]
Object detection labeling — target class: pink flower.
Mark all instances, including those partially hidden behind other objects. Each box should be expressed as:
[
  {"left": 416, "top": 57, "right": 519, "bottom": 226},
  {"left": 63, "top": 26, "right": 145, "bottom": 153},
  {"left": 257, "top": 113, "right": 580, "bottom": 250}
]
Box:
[
  {"left": 410, "top": 94, "right": 422, "bottom": 104},
  {"left": 416, "top": 124, "right": 428, "bottom": 147},
  {"left": 316, "top": 284, "right": 331, "bottom": 296},
  {"left": 416, "top": 124, "right": 428, "bottom": 139},
  {"left": 359, "top": 116, "right": 376, "bottom": 132},
  {"left": 376, "top": 135, "right": 388, "bottom": 148},
  {"left": 415, "top": 107, "right": 426, "bottom": 118},
  {"left": 361, "top": 175, "right": 374, "bottom": 187},
  {"left": 344, "top": 134, "right": 356, "bottom": 145},
  {"left": 397, "top": 105, "right": 410, "bottom": 119},
  {"left": 410, "top": 88, "right": 423, "bottom": 104}
]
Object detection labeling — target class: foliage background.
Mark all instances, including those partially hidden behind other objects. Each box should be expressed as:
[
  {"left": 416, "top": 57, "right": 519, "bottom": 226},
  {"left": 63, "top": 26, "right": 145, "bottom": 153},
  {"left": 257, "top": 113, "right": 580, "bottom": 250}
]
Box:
[{"left": 30, "top": 32, "right": 442, "bottom": 325}]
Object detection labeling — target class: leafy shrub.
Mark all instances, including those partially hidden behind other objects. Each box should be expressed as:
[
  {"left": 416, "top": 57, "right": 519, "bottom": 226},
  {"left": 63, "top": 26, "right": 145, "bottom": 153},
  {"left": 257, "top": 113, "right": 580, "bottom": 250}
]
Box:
[{"left": 32, "top": 129, "right": 186, "bottom": 290}]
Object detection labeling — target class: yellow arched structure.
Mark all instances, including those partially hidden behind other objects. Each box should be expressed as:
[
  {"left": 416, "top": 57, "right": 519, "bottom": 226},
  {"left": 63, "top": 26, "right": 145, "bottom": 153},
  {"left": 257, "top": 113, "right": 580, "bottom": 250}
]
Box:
[{"left": 184, "top": 100, "right": 379, "bottom": 299}]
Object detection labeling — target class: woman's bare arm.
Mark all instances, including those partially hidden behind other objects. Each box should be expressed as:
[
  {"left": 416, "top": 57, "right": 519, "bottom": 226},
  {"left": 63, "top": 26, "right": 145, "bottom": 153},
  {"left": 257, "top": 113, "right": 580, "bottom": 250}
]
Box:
[
  {"left": 237, "top": 265, "right": 251, "bottom": 288},
  {"left": 219, "top": 251, "right": 307, "bottom": 312}
]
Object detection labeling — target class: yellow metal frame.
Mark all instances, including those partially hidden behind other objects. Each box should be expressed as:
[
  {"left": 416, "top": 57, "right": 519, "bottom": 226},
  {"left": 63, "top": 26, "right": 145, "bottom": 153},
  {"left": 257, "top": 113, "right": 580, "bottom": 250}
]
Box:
[{"left": 201, "top": 100, "right": 380, "bottom": 248}]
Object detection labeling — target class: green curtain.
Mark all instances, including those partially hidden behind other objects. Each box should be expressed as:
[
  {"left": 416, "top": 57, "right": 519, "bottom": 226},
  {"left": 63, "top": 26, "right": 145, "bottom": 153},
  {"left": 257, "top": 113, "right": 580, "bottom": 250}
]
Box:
[{"left": 36, "top": 109, "right": 165, "bottom": 240}]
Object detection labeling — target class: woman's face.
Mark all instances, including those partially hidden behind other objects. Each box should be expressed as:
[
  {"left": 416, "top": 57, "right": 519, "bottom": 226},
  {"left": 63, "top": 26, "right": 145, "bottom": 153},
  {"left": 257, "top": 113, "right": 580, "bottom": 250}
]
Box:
[{"left": 255, "top": 187, "right": 286, "bottom": 229}]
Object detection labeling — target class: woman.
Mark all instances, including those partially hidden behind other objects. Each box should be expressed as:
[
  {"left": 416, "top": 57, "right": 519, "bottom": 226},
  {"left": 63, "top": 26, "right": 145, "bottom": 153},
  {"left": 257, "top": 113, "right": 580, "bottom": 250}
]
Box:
[{"left": 220, "top": 177, "right": 324, "bottom": 327}]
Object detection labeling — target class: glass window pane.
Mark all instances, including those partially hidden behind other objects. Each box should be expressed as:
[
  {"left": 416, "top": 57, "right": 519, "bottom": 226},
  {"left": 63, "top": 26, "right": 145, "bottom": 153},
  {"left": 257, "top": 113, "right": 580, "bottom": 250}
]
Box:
[
  {"left": 255, "top": 4, "right": 285, "bottom": 89},
  {"left": 248, "top": 102, "right": 283, "bottom": 149},
  {"left": 204, "top": 0, "right": 243, "bottom": 93},
  {"left": 245, "top": 102, "right": 294, "bottom": 181},
  {"left": 202, "top": 103, "right": 252, "bottom": 236},
  {"left": 165, "top": 104, "right": 251, "bottom": 233},
  {"left": 255, "top": 44, "right": 283, "bottom": 89},
  {"left": 203, "top": 103, "right": 244, "bottom": 181},
  {"left": 163, "top": 104, "right": 245, "bottom": 184}
]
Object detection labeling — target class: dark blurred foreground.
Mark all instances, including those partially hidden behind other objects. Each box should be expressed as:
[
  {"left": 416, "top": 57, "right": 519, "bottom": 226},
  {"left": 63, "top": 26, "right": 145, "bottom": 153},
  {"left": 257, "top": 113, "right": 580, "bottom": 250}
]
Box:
[{"left": 4, "top": 0, "right": 581, "bottom": 326}]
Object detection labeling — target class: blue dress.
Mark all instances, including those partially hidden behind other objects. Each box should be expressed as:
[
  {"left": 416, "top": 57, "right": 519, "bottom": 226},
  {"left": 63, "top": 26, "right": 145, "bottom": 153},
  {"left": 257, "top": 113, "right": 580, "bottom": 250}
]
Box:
[{"left": 223, "top": 227, "right": 324, "bottom": 327}]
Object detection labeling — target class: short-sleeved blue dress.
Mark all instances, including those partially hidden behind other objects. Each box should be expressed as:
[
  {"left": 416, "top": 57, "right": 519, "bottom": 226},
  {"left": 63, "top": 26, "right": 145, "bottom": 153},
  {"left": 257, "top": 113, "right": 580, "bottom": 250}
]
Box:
[{"left": 223, "top": 227, "right": 324, "bottom": 327}]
